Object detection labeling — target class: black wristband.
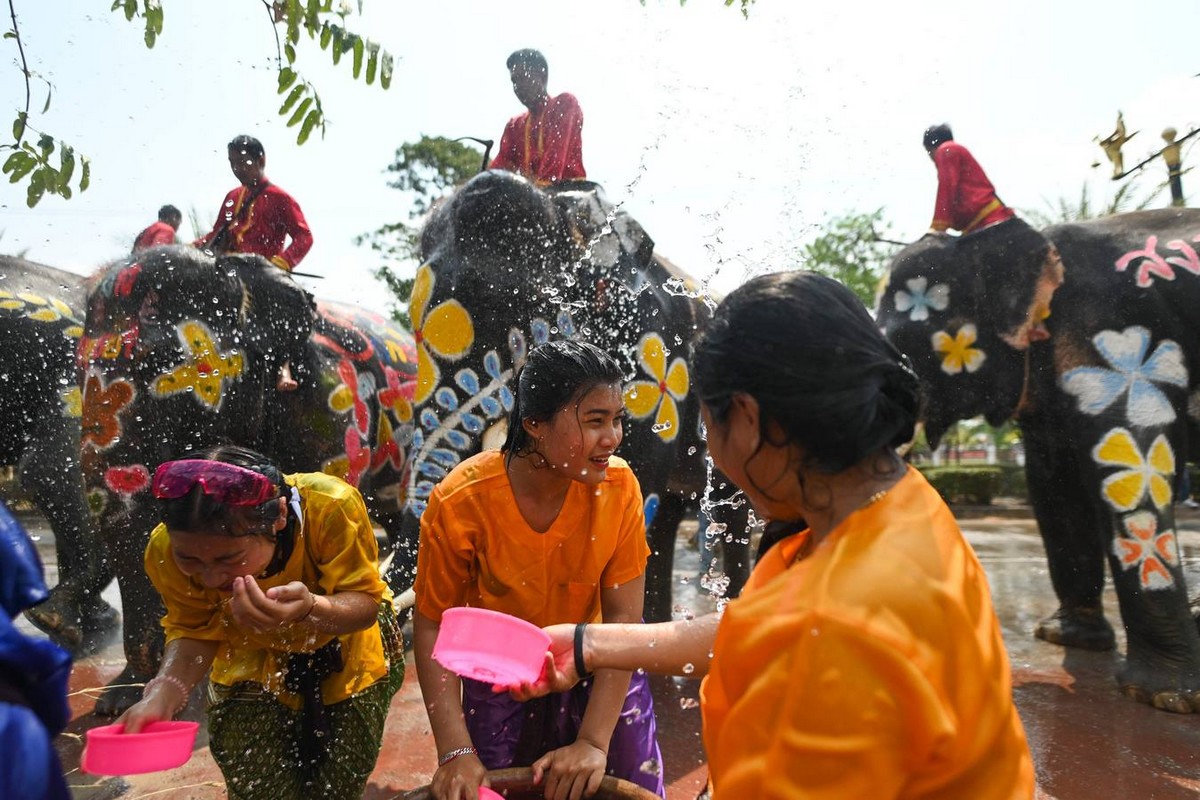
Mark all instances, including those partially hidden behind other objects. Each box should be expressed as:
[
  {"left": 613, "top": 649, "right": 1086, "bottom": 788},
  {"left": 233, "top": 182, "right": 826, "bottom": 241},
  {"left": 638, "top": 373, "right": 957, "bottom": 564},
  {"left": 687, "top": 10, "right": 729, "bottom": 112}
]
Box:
[{"left": 574, "top": 622, "right": 593, "bottom": 680}]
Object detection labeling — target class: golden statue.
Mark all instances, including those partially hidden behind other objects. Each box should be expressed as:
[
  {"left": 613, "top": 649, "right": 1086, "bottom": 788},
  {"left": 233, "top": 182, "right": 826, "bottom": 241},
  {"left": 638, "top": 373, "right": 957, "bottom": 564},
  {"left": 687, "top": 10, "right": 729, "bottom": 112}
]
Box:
[{"left": 1096, "top": 112, "right": 1137, "bottom": 178}]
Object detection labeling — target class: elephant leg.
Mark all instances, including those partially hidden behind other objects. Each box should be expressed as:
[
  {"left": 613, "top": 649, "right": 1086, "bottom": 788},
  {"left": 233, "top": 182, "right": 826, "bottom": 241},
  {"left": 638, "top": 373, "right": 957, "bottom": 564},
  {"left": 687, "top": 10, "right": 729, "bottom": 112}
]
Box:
[
  {"left": 1022, "top": 422, "right": 1116, "bottom": 651},
  {"left": 94, "top": 516, "right": 164, "bottom": 717},
  {"left": 378, "top": 509, "right": 417, "bottom": 595},
  {"left": 644, "top": 492, "right": 685, "bottom": 623},
  {"left": 17, "top": 432, "right": 118, "bottom": 654}
]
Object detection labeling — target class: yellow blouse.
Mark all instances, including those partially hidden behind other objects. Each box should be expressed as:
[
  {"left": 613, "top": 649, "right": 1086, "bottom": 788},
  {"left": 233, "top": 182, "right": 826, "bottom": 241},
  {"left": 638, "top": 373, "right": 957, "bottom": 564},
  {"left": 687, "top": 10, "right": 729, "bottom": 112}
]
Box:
[{"left": 145, "top": 472, "right": 392, "bottom": 707}]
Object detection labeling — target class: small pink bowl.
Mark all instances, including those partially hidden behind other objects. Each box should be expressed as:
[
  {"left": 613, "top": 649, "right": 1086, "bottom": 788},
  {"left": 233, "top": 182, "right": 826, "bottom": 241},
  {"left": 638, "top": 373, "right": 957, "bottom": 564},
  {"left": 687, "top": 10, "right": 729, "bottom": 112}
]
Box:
[
  {"left": 81, "top": 720, "right": 200, "bottom": 775},
  {"left": 478, "top": 788, "right": 504, "bottom": 800},
  {"left": 433, "top": 607, "right": 550, "bottom": 688}
]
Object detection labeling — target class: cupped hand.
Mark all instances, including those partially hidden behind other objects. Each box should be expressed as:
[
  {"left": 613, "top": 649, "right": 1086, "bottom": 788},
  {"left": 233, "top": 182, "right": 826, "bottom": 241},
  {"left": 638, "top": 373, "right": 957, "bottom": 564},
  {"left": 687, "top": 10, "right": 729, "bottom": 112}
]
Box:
[
  {"left": 532, "top": 740, "right": 606, "bottom": 800},
  {"left": 116, "top": 689, "right": 174, "bottom": 734},
  {"left": 230, "top": 576, "right": 313, "bottom": 633},
  {"left": 430, "top": 752, "right": 489, "bottom": 800}
]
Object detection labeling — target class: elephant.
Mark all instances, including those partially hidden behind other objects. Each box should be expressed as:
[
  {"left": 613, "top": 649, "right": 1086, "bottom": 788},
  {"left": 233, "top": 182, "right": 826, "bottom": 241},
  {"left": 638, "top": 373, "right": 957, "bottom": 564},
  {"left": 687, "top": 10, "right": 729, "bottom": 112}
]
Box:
[
  {"left": 80, "top": 245, "right": 417, "bottom": 714},
  {"left": 876, "top": 209, "right": 1200, "bottom": 712},
  {"left": 403, "top": 169, "right": 750, "bottom": 623},
  {"left": 0, "top": 256, "right": 117, "bottom": 653}
]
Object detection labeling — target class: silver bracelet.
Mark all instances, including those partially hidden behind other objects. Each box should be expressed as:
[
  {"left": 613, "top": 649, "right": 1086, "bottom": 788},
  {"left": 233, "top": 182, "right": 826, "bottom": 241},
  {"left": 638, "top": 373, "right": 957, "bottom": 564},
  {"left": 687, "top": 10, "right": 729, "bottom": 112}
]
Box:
[
  {"left": 437, "top": 745, "right": 478, "bottom": 767},
  {"left": 145, "top": 674, "right": 190, "bottom": 713}
]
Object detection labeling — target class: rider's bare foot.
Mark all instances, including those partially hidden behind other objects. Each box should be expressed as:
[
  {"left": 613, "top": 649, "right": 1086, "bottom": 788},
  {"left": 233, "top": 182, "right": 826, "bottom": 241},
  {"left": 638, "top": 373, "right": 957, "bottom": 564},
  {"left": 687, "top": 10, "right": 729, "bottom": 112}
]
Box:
[{"left": 276, "top": 362, "right": 298, "bottom": 392}]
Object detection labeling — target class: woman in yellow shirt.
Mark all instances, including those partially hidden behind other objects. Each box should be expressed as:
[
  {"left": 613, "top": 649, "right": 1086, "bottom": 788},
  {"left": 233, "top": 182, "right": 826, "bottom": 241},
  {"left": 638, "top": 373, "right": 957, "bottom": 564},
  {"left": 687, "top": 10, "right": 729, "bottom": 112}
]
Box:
[
  {"left": 514, "top": 271, "right": 1035, "bottom": 799},
  {"left": 118, "top": 445, "right": 403, "bottom": 800}
]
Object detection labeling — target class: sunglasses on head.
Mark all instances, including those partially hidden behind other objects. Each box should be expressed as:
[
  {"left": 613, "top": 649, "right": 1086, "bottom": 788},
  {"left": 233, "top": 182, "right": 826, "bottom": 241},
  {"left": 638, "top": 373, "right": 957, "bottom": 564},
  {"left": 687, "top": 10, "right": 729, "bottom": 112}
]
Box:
[{"left": 152, "top": 459, "right": 278, "bottom": 507}]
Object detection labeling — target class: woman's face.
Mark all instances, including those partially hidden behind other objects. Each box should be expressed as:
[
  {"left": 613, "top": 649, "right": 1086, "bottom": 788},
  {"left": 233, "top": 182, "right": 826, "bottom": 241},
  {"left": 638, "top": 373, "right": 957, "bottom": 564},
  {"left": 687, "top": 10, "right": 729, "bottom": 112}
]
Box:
[
  {"left": 701, "top": 396, "right": 801, "bottom": 522},
  {"left": 533, "top": 382, "right": 625, "bottom": 485},
  {"left": 168, "top": 498, "right": 286, "bottom": 591}
]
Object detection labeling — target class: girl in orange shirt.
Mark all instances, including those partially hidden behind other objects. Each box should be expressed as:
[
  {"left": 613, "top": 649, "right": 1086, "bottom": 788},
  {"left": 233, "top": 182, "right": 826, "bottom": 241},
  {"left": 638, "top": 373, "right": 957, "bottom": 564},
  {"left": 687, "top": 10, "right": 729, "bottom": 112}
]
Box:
[
  {"left": 513, "top": 272, "right": 1035, "bottom": 799},
  {"left": 413, "top": 340, "right": 664, "bottom": 800}
]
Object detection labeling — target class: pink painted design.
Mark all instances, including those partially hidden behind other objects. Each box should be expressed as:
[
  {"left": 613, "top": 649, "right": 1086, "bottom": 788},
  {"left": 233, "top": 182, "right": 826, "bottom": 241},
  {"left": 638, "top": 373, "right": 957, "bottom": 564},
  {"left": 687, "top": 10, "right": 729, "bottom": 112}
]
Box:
[
  {"left": 1165, "top": 239, "right": 1200, "bottom": 275},
  {"left": 330, "top": 359, "right": 371, "bottom": 436},
  {"left": 343, "top": 426, "right": 371, "bottom": 486},
  {"left": 1115, "top": 236, "right": 1175, "bottom": 288},
  {"left": 370, "top": 413, "right": 404, "bottom": 473},
  {"left": 104, "top": 464, "right": 150, "bottom": 497},
  {"left": 1114, "top": 510, "right": 1179, "bottom": 591}
]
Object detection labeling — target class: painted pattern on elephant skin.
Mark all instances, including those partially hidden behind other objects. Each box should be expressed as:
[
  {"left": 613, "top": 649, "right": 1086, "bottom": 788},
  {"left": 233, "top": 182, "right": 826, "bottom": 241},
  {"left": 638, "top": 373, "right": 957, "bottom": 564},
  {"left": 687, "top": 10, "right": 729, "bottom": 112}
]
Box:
[
  {"left": 0, "top": 288, "right": 85, "bottom": 422},
  {"left": 624, "top": 332, "right": 690, "bottom": 442},
  {"left": 1115, "top": 232, "right": 1200, "bottom": 287},
  {"left": 149, "top": 320, "right": 245, "bottom": 410}
]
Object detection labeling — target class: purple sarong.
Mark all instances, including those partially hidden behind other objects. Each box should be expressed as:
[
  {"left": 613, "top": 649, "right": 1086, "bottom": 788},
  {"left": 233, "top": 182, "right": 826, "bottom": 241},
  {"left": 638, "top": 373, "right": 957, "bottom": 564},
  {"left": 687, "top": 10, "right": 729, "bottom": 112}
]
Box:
[{"left": 462, "top": 669, "right": 665, "bottom": 797}]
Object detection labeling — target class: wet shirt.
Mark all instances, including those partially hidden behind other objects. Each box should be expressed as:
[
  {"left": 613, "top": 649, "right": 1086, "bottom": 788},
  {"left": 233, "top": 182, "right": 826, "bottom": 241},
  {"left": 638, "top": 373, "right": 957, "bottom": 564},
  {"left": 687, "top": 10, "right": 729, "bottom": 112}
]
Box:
[
  {"left": 145, "top": 472, "right": 391, "bottom": 708},
  {"left": 195, "top": 179, "right": 313, "bottom": 270},
  {"left": 414, "top": 451, "right": 648, "bottom": 627},
  {"left": 132, "top": 221, "right": 177, "bottom": 252},
  {"left": 930, "top": 141, "right": 1014, "bottom": 234},
  {"left": 490, "top": 92, "right": 586, "bottom": 185},
  {"left": 700, "top": 466, "right": 1035, "bottom": 799}
]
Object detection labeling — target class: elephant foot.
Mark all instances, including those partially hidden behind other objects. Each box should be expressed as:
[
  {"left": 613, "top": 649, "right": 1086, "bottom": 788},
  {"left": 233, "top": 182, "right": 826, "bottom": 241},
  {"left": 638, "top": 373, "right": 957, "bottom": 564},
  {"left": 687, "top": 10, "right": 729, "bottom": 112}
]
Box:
[
  {"left": 1035, "top": 606, "right": 1116, "bottom": 651},
  {"left": 94, "top": 664, "right": 154, "bottom": 717},
  {"left": 23, "top": 593, "right": 120, "bottom": 656},
  {"left": 1118, "top": 661, "right": 1200, "bottom": 714}
]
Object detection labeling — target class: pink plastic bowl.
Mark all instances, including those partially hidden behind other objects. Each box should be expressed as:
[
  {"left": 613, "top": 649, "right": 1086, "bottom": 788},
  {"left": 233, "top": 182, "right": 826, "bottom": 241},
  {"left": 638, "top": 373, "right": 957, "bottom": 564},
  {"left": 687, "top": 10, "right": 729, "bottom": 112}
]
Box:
[
  {"left": 433, "top": 607, "right": 551, "bottom": 688},
  {"left": 478, "top": 788, "right": 504, "bottom": 800},
  {"left": 81, "top": 720, "right": 200, "bottom": 775}
]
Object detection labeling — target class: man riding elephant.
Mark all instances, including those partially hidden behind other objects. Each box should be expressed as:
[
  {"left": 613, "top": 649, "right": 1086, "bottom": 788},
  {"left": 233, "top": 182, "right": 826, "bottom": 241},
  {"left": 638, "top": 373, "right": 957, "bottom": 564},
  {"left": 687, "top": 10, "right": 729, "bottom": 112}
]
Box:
[{"left": 878, "top": 206, "right": 1200, "bottom": 713}]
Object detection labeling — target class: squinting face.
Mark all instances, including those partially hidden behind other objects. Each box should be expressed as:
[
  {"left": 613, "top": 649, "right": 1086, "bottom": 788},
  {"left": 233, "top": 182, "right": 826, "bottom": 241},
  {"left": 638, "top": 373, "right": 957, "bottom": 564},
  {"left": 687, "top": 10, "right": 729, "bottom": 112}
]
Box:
[
  {"left": 537, "top": 383, "right": 624, "bottom": 485},
  {"left": 169, "top": 529, "right": 276, "bottom": 592}
]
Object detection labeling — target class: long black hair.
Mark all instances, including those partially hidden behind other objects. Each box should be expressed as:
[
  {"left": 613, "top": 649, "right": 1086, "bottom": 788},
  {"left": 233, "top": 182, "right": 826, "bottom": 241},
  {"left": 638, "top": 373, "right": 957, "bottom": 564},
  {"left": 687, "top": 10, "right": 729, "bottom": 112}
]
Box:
[
  {"left": 500, "top": 340, "right": 624, "bottom": 466},
  {"left": 159, "top": 444, "right": 287, "bottom": 539},
  {"left": 693, "top": 271, "right": 920, "bottom": 482}
]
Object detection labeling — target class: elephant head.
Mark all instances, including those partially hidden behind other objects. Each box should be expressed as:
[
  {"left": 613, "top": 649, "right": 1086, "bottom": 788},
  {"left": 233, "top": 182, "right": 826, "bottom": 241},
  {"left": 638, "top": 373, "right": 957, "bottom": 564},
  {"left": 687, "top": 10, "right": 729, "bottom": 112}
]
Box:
[{"left": 876, "top": 221, "right": 1059, "bottom": 445}]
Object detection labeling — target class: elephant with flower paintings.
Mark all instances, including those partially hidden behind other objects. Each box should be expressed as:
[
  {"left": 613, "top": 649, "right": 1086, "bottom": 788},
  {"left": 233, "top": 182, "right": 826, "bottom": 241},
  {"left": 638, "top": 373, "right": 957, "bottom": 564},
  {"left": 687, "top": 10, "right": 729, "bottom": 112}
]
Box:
[
  {"left": 876, "top": 209, "right": 1200, "bottom": 713},
  {"left": 0, "top": 256, "right": 118, "bottom": 654},
  {"left": 404, "top": 170, "right": 751, "bottom": 623},
  {"left": 80, "top": 245, "right": 417, "bottom": 714}
]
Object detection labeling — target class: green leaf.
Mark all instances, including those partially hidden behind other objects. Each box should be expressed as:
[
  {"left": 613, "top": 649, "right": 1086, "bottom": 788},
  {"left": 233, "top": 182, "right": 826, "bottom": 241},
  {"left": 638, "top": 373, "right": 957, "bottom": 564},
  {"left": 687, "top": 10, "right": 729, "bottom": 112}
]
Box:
[
  {"left": 42, "top": 84, "right": 52, "bottom": 114},
  {"left": 297, "top": 109, "right": 320, "bottom": 145},
  {"left": 285, "top": 42, "right": 296, "bottom": 63},
  {"left": 79, "top": 157, "right": 91, "bottom": 192},
  {"left": 144, "top": 26, "right": 157, "bottom": 48},
  {"left": 58, "top": 145, "right": 75, "bottom": 188},
  {"left": 278, "top": 67, "right": 297, "bottom": 93},
  {"left": 352, "top": 36, "right": 364, "bottom": 79},
  {"left": 123, "top": 0, "right": 136, "bottom": 22},
  {"left": 3, "top": 151, "right": 34, "bottom": 182},
  {"left": 330, "top": 26, "right": 343, "bottom": 65},
  {"left": 286, "top": 96, "right": 313, "bottom": 127},
  {"left": 365, "top": 44, "right": 378, "bottom": 85},
  {"left": 380, "top": 52, "right": 393, "bottom": 90},
  {"left": 319, "top": 22, "right": 332, "bottom": 49},
  {"left": 12, "top": 111, "right": 27, "bottom": 141},
  {"left": 38, "top": 134, "right": 54, "bottom": 158},
  {"left": 279, "top": 83, "right": 305, "bottom": 114},
  {"left": 60, "top": 184, "right": 72, "bottom": 200},
  {"left": 26, "top": 169, "right": 45, "bottom": 207}
]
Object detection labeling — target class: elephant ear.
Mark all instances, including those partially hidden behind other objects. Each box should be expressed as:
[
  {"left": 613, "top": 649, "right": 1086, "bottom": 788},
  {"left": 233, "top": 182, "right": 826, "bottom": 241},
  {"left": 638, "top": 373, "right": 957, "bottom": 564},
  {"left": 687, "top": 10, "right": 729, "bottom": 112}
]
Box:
[{"left": 214, "top": 254, "right": 271, "bottom": 328}]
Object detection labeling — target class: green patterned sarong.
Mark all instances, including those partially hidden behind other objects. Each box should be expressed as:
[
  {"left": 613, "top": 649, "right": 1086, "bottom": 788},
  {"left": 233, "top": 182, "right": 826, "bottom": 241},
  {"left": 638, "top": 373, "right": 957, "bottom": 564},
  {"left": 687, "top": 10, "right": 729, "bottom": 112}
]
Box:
[{"left": 208, "top": 603, "right": 405, "bottom": 800}]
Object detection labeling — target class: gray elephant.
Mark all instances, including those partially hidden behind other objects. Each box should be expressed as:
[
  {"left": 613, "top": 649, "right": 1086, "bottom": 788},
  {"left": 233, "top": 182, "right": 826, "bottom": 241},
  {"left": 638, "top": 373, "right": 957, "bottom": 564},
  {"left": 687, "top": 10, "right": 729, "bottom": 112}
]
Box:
[
  {"left": 0, "top": 255, "right": 116, "bottom": 653},
  {"left": 877, "top": 210, "right": 1200, "bottom": 712},
  {"left": 402, "top": 170, "right": 751, "bottom": 622}
]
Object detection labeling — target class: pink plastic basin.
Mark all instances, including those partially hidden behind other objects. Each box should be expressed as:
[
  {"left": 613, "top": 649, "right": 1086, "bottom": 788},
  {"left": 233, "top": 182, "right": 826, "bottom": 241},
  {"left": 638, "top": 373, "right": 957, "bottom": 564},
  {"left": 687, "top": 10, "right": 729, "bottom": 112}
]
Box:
[
  {"left": 478, "top": 788, "right": 504, "bottom": 800},
  {"left": 433, "top": 607, "right": 551, "bottom": 688},
  {"left": 81, "top": 720, "right": 200, "bottom": 775}
]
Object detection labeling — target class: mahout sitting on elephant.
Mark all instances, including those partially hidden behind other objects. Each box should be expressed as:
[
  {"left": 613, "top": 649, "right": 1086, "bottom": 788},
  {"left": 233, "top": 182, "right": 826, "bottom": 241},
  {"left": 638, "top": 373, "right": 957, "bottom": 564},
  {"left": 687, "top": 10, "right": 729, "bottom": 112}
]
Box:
[
  {"left": 877, "top": 208, "right": 1200, "bottom": 712},
  {"left": 0, "top": 256, "right": 116, "bottom": 653},
  {"left": 404, "top": 169, "right": 750, "bottom": 623},
  {"left": 81, "top": 245, "right": 417, "bottom": 714}
]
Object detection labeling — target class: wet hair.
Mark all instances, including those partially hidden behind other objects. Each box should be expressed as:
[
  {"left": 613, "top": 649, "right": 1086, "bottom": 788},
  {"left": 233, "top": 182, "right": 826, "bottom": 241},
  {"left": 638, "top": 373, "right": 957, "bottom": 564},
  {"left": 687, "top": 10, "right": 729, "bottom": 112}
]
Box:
[
  {"left": 506, "top": 48, "right": 548, "bottom": 79},
  {"left": 159, "top": 444, "right": 286, "bottom": 539},
  {"left": 501, "top": 340, "right": 624, "bottom": 466},
  {"left": 158, "top": 204, "right": 181, "bottom": 224},
  {"left": 923, "top": 123, "right": 953, "bottom": 151},
  {"left": 693, "top": 271, "right": 920, "bottom": 480},
  {"left": 227, "top": 134, "right": 265, "bottom": 161}
]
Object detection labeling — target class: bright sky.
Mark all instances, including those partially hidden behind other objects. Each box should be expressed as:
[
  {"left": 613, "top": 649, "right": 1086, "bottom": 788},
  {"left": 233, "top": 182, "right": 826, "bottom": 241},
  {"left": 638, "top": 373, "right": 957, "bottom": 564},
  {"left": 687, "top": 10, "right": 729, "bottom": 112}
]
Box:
[{"left": 3, "top": 1, "right": 1198, "bottom": 314}]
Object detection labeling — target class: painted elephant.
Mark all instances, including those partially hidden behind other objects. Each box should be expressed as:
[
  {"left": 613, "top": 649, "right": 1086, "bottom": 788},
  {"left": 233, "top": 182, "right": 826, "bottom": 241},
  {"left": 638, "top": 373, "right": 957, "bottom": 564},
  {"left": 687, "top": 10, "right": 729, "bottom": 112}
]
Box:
[
  {"left": 403, "top": 170, "right": 750, "bottom": 623},
  {"left": 877, "top": 209, "right": 1200, "bottom": 712},
  {"left": 0, "top": 256, "right": 116, "bottom": 652},
  {"left": 81, "top": 245, "right": 417, "bottom": 714}
]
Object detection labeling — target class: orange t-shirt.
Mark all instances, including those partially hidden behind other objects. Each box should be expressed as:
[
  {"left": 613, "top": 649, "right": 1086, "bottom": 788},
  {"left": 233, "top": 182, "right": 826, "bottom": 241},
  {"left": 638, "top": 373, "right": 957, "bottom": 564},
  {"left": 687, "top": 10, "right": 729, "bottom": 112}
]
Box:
[
  {"left": 700, "top": 466, "right": 1034, "bottom": 799},
  {"left": 414, "top": 451, "right": 649, "bottom": 627}
]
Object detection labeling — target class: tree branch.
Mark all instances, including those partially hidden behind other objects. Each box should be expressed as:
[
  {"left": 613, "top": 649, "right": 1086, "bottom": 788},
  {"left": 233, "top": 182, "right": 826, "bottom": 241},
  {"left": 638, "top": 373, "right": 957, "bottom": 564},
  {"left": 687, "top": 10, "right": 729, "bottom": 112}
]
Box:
[
  {"left": 260, "top": 0, "right": 282, "bottom": 70},
  {"left": 7, "top": 0, "right": 30, "bottom": 144}
]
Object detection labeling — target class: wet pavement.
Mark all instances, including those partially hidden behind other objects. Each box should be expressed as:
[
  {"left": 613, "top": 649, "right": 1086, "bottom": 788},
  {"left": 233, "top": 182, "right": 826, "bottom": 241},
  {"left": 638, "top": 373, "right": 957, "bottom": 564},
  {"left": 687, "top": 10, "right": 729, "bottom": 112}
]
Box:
[{"left": 15, "top": 506, "right": 1200, "bottom": 799}]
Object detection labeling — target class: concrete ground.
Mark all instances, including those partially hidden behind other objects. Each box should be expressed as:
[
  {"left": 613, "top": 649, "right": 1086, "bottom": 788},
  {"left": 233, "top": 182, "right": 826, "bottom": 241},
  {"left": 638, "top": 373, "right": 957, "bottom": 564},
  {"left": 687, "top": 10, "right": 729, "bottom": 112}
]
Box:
[{"left": 15, "top": 505, "right": 1200, "bottom": 799}]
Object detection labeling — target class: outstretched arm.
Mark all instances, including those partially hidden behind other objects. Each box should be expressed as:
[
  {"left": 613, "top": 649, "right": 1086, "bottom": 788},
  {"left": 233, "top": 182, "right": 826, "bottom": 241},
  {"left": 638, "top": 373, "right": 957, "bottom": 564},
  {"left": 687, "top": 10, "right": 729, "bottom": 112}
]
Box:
[{"left": 118, "top": 637, "right": 219, "bottom": 733}]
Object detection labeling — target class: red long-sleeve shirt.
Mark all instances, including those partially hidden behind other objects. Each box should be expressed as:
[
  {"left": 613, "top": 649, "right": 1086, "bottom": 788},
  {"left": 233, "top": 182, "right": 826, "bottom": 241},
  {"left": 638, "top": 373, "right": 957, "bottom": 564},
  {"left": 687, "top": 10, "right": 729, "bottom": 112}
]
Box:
[
  {"left": 132, "top": 221, "right": 177, "bottom": 252},
  {"left": 930, "top": 141, "right": 1014, "bottom": 234},
  {"left": 490, "top": 92, "right": 586, "bottom": 185},
  {"left": 195, "top": 179, "right": 313, "bottom": 270}
]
